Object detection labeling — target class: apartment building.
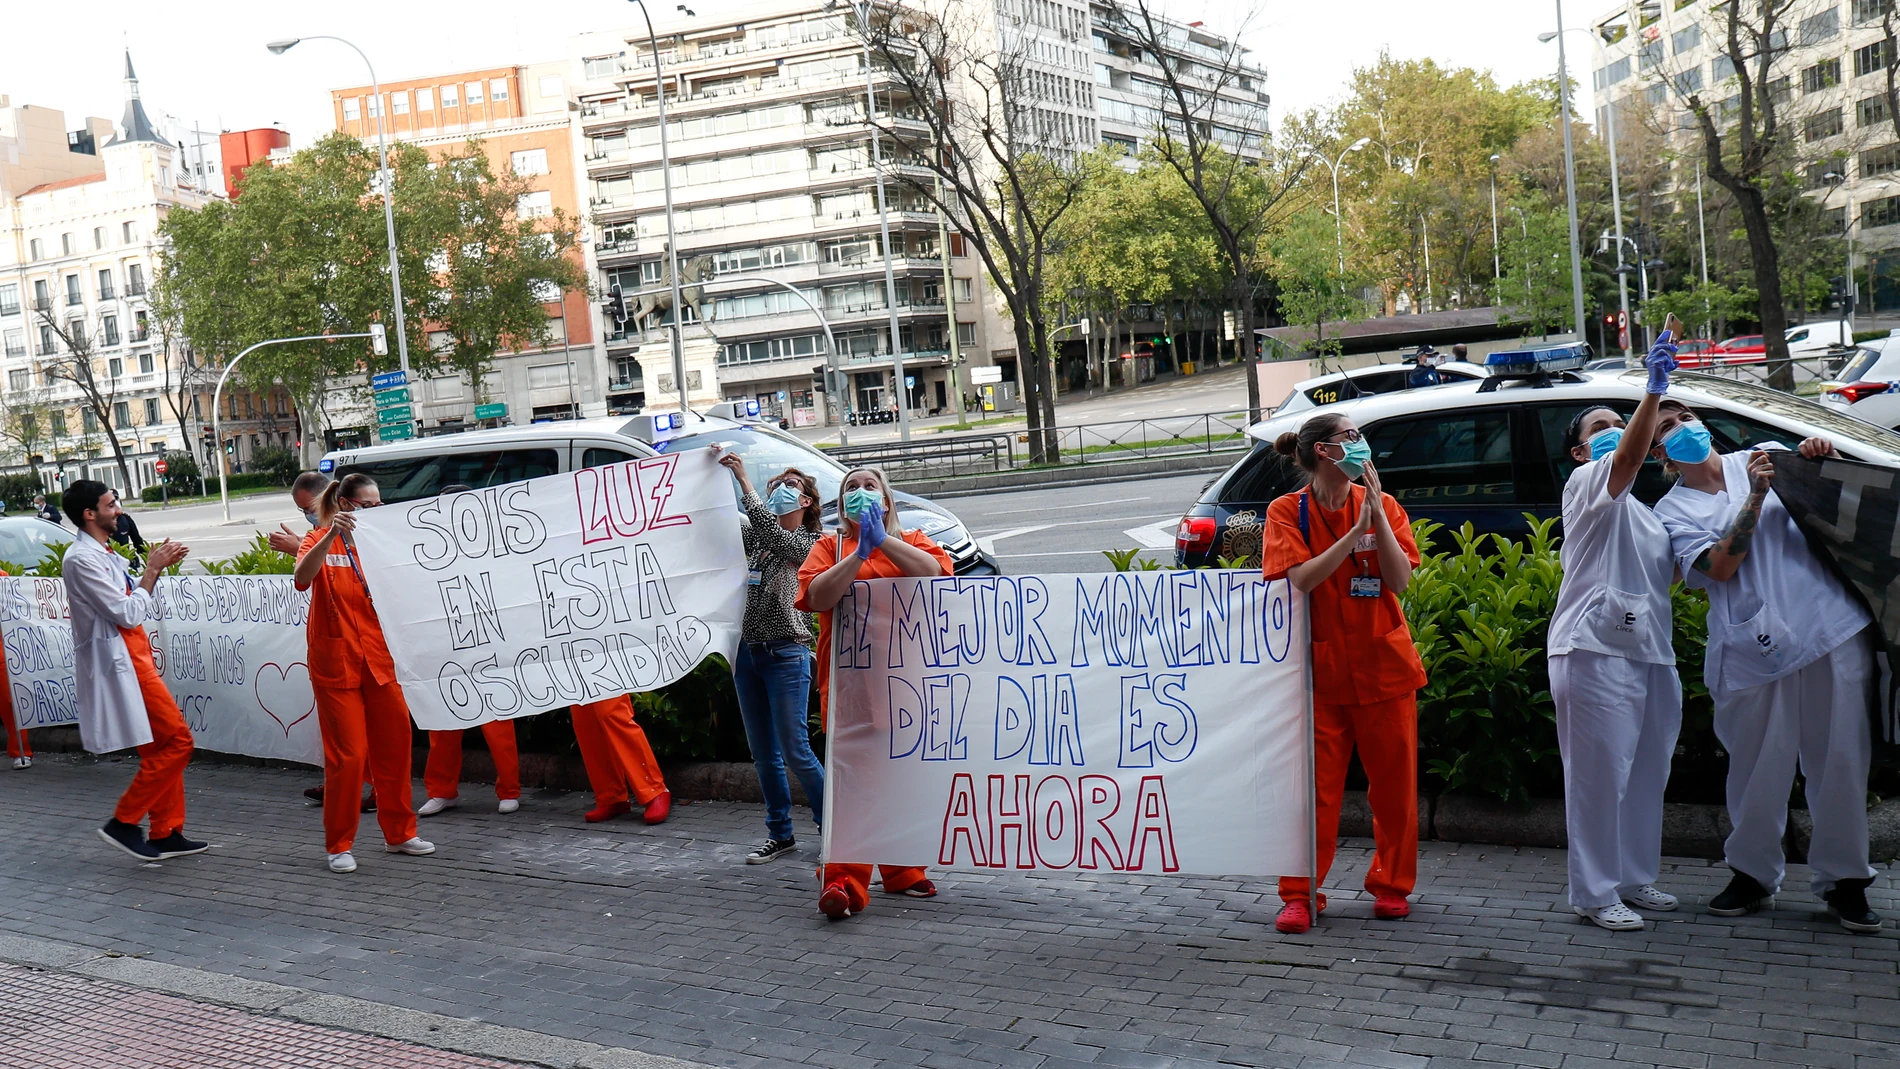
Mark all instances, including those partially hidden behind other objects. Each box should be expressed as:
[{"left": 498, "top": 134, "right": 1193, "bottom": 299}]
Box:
[
  {"left": 573, "top": 0, "right": 1003, "bottom": 425},
  {"left": 0, "top": 54, "right": 220, "bottom": 492},
  {"left": 1088, "top": 2, "right": 1269, "bottom": 158},
  {"left": 1590, "top": 0, "right": 1900, "bottom": 307},
  {"left": 330, "top": 61, "right": 603, "bottom": 435}
]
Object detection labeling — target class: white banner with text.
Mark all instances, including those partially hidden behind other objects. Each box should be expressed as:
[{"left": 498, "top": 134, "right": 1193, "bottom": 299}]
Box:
[
  {"left": 821, "top": 572, "right": 1314, "bottom": 877},
  {"left": 351, "top": 449, "right": 747, "bottom": 730}
]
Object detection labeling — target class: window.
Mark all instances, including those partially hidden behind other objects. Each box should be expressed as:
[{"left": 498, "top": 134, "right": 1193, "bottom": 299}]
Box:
[
  {"left": 3, "top": 333, "right": 23, "bottom": 360},
  {"left": 109, "top": 357, "right": 123, "bottom": 378},
  {"left": 1768, "top": 76, "right": 1792, "bottom": 105},
  {"left": 6, "top": 369, "right": 23, "bottom": 391},
  {"left": 1801, "top": 7, "right": 1841, "bottom": 44},
  {"left": 139, "top": 351, "right": 153, "bottom": 374},
  {"left": 956, "top": 322, "right": 976, "bottom": 348},
  {"left": 1807, "top": 107, "right": 1846, "bottom": 141},
  {"left": 1638, "top": 40, "right": 1663, "bottom": 70},
  {"left": 416, "top": 87, "right": 434, "bottom": 111},
  {"left": 1857, "top": 39, "right": 1895, "bottom": 77},
  {"left": 366, "top": 94, "right": 383, "bottom": 118},
  {"left": 61, "top": 233, "right": 74, "bottom": 255},
  {"left": 97, "top": 269, "right": 114, "bottom": 300},
  {"left": 128, "top": 264, "right": 145, "bottom": 295},
  {"left": 342, "top": 97, "right": 361, "bottom": 121},
  {"left": 37, "top": 324, "right": 56, "bottom": 355},
  {"left": 391, "top": 91, "right": 409, "bottom": 115},
  {"left": 516, "top": 190, "right": 553, "bottom": 218},
  {"left": 113, "top": 401, "right": 130, "bottom": 428},
  {"left": 490, "top": 78, "right": 509, "bottom": 102},
  {"left": 334, "top": 448, "right": 560, "bottom": 503},
  {"left": 511, "top": 148, "right": 549, "bottom": 176},
  {"left": 64, "top": 275, "right": 80, "bottom": 306},
  {"left": 1864, "top": 193, "right": 1900, "bottom": 226},
  {"left": 582, "top": 447, "right": 637, "bottom": 468},
  {"left": 528, "top": 363, "right": 570, "bottom": 389},
  {"left": 1858, "top": 0, "right": 1890, "bottom": 23},
  {"left": 1671, "top": 23, "right": 1701, "bottom": 54},
  {"left": 102, "top": 315, "right": 119, "bottom": 346},
  {"left": 1675, "top": 67, "right": 1703, "bottom": 93},
  {"left": 82, "top": 409, "right": 98, "bottom": 434},
  {"left": 954, "top": 278, "right": 973, "bottom": 303},
  {"left": 1860, "top": 94, "right": 1891, "bottom": 126},
  {"left": 143, "top": 398, "right": 158, "bottom": 424},
  {"left": 1804, "top": 58, "right": 1843, "bottom": 92},
  {"left": 27, "top": 238, "right": 43, "bottom": 261},
  {"left": 1601, "top": 56, "right": 1632, "bottom": 87},
  {"left": 93, "top": 227, "right": 105, "bottom": 249},
  {"left": 465, "top": 81, "right": 484, "bottom": 104},
  {"left": 1865, "top": 143, "right": 1900, "bottom": 176},
  {"left": 0, "top": 284, "right": 16, "bottom": 316},
  {"left": 122, "top": 221, "right": 139, "bottom": 243},
  {"left": 1365, "top": 411, "right": 1515, "bottom": 508}
]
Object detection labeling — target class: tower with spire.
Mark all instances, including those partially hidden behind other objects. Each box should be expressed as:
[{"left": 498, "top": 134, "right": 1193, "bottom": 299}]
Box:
[
  {"left": 100, "top": 49, "right": 178, "bottom": 199},
  {"left": 109, "top": 50, "right": 161, "bottom": 146}
]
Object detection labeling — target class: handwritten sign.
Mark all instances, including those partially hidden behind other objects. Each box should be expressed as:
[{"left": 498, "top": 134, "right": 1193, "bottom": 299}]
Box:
[
  {"left": 822, "top": 572, "right": 1314, "bottom": 877},
  {"left": 350, "top": 449, "right": 746, "bottom": 730},
  {"left": 0, "top": 575, "right": 323, "bottom": 765}
]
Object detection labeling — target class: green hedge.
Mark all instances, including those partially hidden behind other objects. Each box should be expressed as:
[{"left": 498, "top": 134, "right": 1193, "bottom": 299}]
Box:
[{"left": 140, "top": 472, "right": 281, "bottom": 502}]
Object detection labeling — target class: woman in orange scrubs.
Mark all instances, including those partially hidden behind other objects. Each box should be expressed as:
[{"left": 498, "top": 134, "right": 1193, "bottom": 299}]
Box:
[
  {"left": 1259, "top": 413, "right": 1427, "bottom": 934},
  {"left": 0, "top": 567, "right": 28, "bottom": 770},
  {"left": 796, "top": 467, "right": 952, "bottom": 919},
  {"left": 294, "top": 474, "right": 435, "bottom": 875},
  {"left": 571, "top": 694, "right": 672, "bottom": 824}
]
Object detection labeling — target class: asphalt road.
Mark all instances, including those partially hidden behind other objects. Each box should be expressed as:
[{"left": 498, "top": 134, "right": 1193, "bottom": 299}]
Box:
[
  {"left": 944, "top": 470, "right": 1216, "bottom": 574},
  {"left": 122, "top": 491, "right": 304, "bottom": 565}
]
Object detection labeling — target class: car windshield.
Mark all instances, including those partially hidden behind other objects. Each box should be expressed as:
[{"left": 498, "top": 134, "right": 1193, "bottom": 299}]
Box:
[
  {"left": 0, "top": 519, "right": 69, "bottom": 569},
  {"left": 1681, "top": 374, "right": 1900, "bottom": 459},
  {"left": 663, "top": 426, "right": 849, "bottom": 504}
]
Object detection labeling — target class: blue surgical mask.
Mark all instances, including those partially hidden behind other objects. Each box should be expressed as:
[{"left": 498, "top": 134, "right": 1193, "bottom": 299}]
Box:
[
  {"left": 1335, "top": 439, "right": 1372, "bottom": 479},
  {"left": 1587, "top": 427, "right": 1623, "bottom": 462},
  {"left": 766, "top": 483, "right": 804, "bottom": 516},
  {"left": 304, "top": 510, "right": 320, "bottom": 528},
  {"left": 842, "top": 487, "right": 883, "bottom": 519},
  {"left": 1662, "top": 422, "right": 1713, "bottom": 464}
]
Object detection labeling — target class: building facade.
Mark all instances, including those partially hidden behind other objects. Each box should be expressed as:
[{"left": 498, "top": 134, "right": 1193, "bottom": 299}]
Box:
[
  {"left": 1087, "top": 1, "right": 1268, "bottom": 158},
  {"left": 330, "top": 60, "right": 604, "bottom": 436}
]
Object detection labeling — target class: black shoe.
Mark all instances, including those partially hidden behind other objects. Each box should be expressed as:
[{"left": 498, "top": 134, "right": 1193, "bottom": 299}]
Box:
[
  {"left": 1708, "top": 870, "right": 1774, "bottom": 916},
  {"left": 1823, "top": 878, "right": 1883, "bottom": 934},
  {"left": 147, "top": 831, "right": 209, "bottom": 859},
  {"left": 745, "top": 837, "right": 796, "bottom": 864},
  {"left": 302, "top": 785, "right": 324, "bottom": 805},
  {"left": 97, "top": 819, "right": 161, "bottom": 861}
]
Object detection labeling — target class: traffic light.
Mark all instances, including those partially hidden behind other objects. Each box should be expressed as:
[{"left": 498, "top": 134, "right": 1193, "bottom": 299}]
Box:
[
  {"left": 369, "top": 322, "right": 388, "bottom": 356},
  {"left": 607, "top": 284, "right": 628, "bottom": 328},
  {"left": 224, "top": 439, "right": 236, "bottom": 457},
  {"left": 200, "top": 427, "right": 214, "bottom": 456},
  {"left": 811, "top": 363, "right": 828, "bottom": 393}
]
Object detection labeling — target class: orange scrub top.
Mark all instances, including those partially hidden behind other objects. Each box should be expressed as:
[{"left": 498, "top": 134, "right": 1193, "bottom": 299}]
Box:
[
  {"left": 296, "top": 528, "right": 399, "bottom": 690},
  {"left": 1259, "top": 485, "right": 1427, "bottom": 706},
  {"left": 796, "top": 527, "right": 952, "bottom": 723}
]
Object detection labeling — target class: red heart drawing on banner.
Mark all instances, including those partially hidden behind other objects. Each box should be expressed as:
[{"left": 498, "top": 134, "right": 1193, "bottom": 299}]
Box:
[{"left": 255, "top": 661, "right": 315, "bottom": 737}]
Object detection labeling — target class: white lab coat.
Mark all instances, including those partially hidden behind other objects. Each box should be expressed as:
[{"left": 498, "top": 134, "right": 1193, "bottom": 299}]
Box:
[{"left": 64, "top": 534, "right": 155, "bottom": 754}]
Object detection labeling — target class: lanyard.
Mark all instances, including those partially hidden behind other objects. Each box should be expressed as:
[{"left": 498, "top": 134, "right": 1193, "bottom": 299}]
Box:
[
  {"left": 341, "top": 538, "right": 374, "bottom": 606},
  {"left": 1305, "top": 489, "right": 1373, "bottom": 577}
]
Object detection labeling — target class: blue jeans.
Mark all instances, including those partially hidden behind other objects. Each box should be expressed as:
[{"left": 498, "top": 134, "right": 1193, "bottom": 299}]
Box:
[{"left": 733, "top": 640, "right": 824, "bottom": 840}]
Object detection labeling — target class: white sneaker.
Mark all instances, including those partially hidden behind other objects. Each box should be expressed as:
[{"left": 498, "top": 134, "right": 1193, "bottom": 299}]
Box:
[
  {"left": 497, "top": 798, "right": 519, "bottom": 814},
  {"left": 1622, "top": 885, "right": 1679, "bottom": 912},
  {"left": 327, "top": 852, "right": 357, "bottom": 873},
  {"left": 385, "top": 837, "right": 436, "bottom": 856},
  {"left": 1574, "top": 902, "right": 1645, "bottom": 931},
  {"left": 11, "top": 756, "right": 30, "bottom": 770},
  {"left": 417, "top": 796, "right": 457, "bottom": 817}
]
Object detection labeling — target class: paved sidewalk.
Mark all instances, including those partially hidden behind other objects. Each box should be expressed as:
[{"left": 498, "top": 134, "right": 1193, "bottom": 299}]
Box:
[{"left": 1, "top": 754, "right": 1895, "bottom": 1069}]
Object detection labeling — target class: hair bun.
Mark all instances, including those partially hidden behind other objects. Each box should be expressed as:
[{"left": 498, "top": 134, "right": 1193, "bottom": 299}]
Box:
[{"left": 1273, "top": 431, "right": 1300, "bottom": 456}]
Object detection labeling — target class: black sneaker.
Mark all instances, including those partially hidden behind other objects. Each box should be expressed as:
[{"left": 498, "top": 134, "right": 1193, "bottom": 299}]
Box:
[
  {"left": 302, "top": 785, "right": 324, "bottom": 805},
  {"left": 148, "top": 831, "right": 209, "bottom": 859},
  {"left": 1823, "top": 878, "right": 1883, "bottom": 934},
  {"left": 745, "top": 837, "right": 796, "bottom": 864},
  {"left": 1708, "top": 870, "right": 1774, "bottom": 916},
  {"left": 97, "top": 819, "right": 161, "bottom": 861}
]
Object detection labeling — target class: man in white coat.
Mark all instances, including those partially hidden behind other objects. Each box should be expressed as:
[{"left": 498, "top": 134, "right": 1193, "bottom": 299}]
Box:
[
  {"left": 1650, "top": 405, "right": 1883, "bottom": 933},
  {"left": 63, "top": 481, "right": 201, "bottom": 861}
]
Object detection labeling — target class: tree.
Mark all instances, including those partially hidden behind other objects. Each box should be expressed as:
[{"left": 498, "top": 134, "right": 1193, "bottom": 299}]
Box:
[
  {"left": 1268, "top": 209, "right": 1368, "bottom": 356},
  {"left": 1495, "top": 201, "right": 1575, "bottom": 337},
  {"left": 33, "top": 309, "right": 134, "bottom": 490},
  {"left": 859, "top": 0, "right": 1086, "bottom": 462},
  {"left": 1644, "top": 281, "right": 1759, "bottom": 339}
]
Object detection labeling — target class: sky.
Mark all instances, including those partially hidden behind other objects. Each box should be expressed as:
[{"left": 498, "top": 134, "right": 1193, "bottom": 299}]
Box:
[{"left": 1, "top": 0, "right": 1579, "bottom": 148}]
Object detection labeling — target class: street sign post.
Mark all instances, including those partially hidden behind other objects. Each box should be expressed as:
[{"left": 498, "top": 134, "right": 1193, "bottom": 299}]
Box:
[
  {"left": 370, "top": 369, "right": 408, "bottom": 392},
  {"left": 376, "top": 405, "right": 414, "bottom": 426},
  {"left": 154, "top": 459, "right": 167, "bottom": 475},
  {"left": 474, "top": 403, "right": 507, "bottom": 420},
  {"left": 377, "top": 423, "right": 415, "bottom": 442},
  {"left": 372, "top": 387, "right": 411, "bottom": 408}
]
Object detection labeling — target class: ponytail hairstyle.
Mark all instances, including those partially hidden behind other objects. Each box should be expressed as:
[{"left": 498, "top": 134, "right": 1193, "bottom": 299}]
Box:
[
  {"left": 1272, "top": 413, "right": 1350, "bottom": 473},
  {"left": 771, "top": 466, "right": 823, "bottom": 534},
  {"left": 317, "top": 473, "right": 377, "bottom": 527}
]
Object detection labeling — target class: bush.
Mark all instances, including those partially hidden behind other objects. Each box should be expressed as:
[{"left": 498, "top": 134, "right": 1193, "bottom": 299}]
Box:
[
  {"left": 161, "top": 451, "right": 202, "bottom": 496},
  {"left": 250, "top": 445, "right": 299, "bottom": 486},
  {"left": 0, "top": 473, "right": 50, "bottom": 513},
  {"left": 198, "top": 532, "right": 295, "bottom": 575},
  {"left": 143, "top": 471, "right": 280, "bottom": 502}
]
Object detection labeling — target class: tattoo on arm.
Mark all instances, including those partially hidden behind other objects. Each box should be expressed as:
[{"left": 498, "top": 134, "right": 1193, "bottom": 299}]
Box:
[{"left": 1698, "top": 496, "right": 1763, "bottom": 574}]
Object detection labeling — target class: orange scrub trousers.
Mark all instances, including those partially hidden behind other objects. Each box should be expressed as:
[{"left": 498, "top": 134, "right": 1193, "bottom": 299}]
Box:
[
  {"left": 0, "top": 571, "right": 26, "bottom": 761},
  {"left": 424, "top": 722, "right": 521, "bottom": 801},
  {"left": 111, "top": 625, "right": 194, "bottom": 839},
  {"left": 1260, "top": 485, "right": 1427, "bottom": 907},
  {"left": 298, "top": 530, "right": 418, "bottom": 855},
  {"left": 571, "top": 695, "right": 668, "bottom": 807},
  {"left": 797, "top": 527, "right": 952, "bottom": 909}
]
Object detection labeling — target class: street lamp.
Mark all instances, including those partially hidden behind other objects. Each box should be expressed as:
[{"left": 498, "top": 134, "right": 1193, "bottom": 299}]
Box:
[
  {"left": 1536, "top": 5, "right": 1589, "bottom": 347},
  {"left": 1488, "top": 153, "right": 1502, "bottom": 286},
  {"left": 1306, "top": 137, "right": 1370, "bottom": 276},
  {"left": 625, "top": 2, "right": 694, "bottom": 416},
  {"left": 1825, "top": 171, "right": 1857, "bottom": 338},
  {"left": 1508, "top": 204, "right": 1533, "bottom": 322},
  {"left": 266, "top": 38, "right": 411, "bottom": 385}
]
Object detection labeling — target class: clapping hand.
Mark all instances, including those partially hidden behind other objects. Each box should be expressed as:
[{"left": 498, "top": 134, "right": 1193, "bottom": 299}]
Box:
[
  {"left": 855, "top": 501, "right": 887, "bottom": 560},
  {"left": 147, "top": 540, "right": 189, "bottom": 572},
  {"left": 267, "top": 524, "right": 302, "bottom": 555}
]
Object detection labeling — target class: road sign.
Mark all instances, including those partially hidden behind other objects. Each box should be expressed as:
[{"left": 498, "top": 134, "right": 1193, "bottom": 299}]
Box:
[
  {"left": 377, "top": 423, "right": 415, "bottom": 442},
  {"left": 475, "top": 403, "right": 507, "bottom": 420},
  {"left": 154, "top": 459, "right": 167, "bottom": 475},
  {"left": 970, "top": 365, "right": 1003, "bottom": 384},
  {"left": 370, "top": 369, "right": 408, "bottom": 391},
  {"left": 1617, "top": 309, "right": 1631, "bottom": 350},
  {"left": 375, "top": 405, "right": 414, "bottom": 426},
  {"left": 372, "top": 387, "right": 411, "bottom": 408}
]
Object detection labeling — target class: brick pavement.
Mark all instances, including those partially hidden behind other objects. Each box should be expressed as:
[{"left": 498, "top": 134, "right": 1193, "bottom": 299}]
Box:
[{"left": 0, "top": 754, "right": 1895, "bottom": 1069}]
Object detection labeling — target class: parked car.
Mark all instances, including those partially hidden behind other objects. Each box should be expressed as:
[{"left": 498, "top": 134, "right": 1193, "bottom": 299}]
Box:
[
  {"left": 1709, "top": 334, "right": 1767, "bottom": 362},
  {"left": 0, "top": 515, "right": 75, "bottom": 571},
  {"left": 1272, "top": 360, "right": 1489, "bottom": 416},
  {"left": 1785, "top": 320, "right": 1855, "bottom": 356},
  {"left": 321, "top": 411, "right": 1000, "bottom": 574},
  {"left": 1820, "top": 337, "right": 1900, "bottom": 430},
  {"left": 1174, "top": 369, "right": 1900, "bottom": 567}
]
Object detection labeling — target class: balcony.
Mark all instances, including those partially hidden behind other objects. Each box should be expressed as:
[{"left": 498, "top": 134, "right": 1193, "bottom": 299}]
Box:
[
  {"left": 0, "top": 300, "right": 18, "bottom": 318},
  {"left": 98, "top": 286, "right": 116, "bottom": 301},
  {"left": 130, "top": 328, "right": 151, "bottom": 343},
  {"left": 33, "top": 297, "right": 52, "bottom": 313},
  {"left": 65, "top": 293, "right": 83, "bottom": 307},
  {"left": 127, "top": 281, "right": 147, "bottom": 297},
  {"left": 594, "top": 238, "right": 639, "bottom": 255}
]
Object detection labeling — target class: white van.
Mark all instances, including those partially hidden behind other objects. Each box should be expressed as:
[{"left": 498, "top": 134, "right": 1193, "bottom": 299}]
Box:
[{"left": 318, "top": 410, "right": 999, "bottom": 574}]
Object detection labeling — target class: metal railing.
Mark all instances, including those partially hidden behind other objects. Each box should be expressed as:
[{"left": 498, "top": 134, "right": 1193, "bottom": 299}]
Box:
[
  {"left": 826, "top": 432, "right": 1017, "bottom": 478},
  {"left": 817, "top": 410, "right": 1255, "bottom": 479}
]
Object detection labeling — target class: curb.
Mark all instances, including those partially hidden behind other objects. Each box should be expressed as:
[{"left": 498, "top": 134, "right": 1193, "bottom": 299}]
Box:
[{"left": 0, "top": 932, "right": 709, "bottom": 1069}]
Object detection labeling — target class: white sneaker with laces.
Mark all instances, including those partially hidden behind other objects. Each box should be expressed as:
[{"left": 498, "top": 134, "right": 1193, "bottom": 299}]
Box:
[
  {"left": 327, "top": 852, "right": 357, "bottom": 873},
  {"left": 385, "top": 837, "right": 436, "bottom": 856},
  {"left": 498, "top": 799, "right": 519, "bottom": 814},
  {"left": 11, "top": 756, "right": 30, "bottom": 770},
  {"left": 417, "top": 796, "right": 457, "bottom": 817},
  {"left": 1621, "top": 885, "right": 1679, "bottom": 912},
  {"left": 1574, "top": 902, "right": 1645, "bottom": 931}
]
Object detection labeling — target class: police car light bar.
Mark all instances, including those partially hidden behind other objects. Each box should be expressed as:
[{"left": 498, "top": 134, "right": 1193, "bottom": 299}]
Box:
[
  {"left": 1484, "top": 342, "right": 1591, "bottom": 378},
  {"left": 704, "top": 399, "right": 762, "bottom": 421}
]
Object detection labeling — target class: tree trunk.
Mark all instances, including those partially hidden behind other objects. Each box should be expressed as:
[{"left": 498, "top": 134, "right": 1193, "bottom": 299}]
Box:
[
  {"left": 1735, "top": 185, "right": 1794, "bottom": 391},
  {"left": 1234, "top": 272, "right": 1261, "bottom": 423}
]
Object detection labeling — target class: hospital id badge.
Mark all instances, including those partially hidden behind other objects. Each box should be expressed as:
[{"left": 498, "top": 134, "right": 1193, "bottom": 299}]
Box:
[
  {"left": 746, "top": 568, "right": 763, "bottom": 587},
  {"left": 1349, "top": 575, "right": 1382, "bottom": 598}
]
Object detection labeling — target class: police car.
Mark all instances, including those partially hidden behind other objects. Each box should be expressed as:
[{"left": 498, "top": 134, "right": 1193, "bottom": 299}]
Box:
[
  {"left": 1176, "top": 344, "right": 1900, "bottom": 567},
  {"left": 319, "top": 403, "right": 999, "bottom": 575},
  {"left": 1272, "top": 359, "right": 1489, "bottom": 416}
]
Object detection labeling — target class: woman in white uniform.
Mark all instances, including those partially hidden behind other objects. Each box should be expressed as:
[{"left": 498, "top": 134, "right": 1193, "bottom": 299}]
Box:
[
  {"left": 1547, "top": 337, "right": 1682, "bottom": 931},
  {"left": 1650, "top": 403, "right": 1883, "bottom": 934}
]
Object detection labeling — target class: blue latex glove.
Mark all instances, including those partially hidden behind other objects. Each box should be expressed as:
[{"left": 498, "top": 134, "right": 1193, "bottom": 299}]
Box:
[
  {"left": 855, "top": 502, "right": 887, "bottom": 560},
  {"left": 1645, "top": 339, "right": 1679, "bottom": 395}
]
